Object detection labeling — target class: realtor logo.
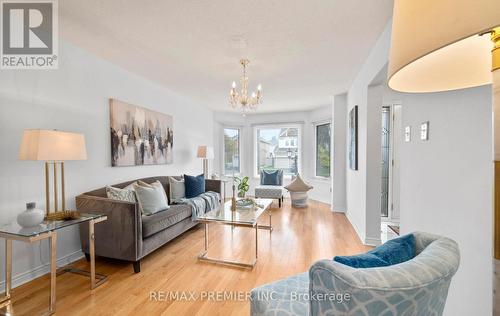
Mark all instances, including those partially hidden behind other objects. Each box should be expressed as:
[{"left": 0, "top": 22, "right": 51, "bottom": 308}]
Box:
[{"left": 1, "top": 0, "right": 58, "bottom": 69}]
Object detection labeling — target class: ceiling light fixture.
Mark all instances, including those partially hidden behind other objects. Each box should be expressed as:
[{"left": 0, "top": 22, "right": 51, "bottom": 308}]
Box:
[{"left": 229, "top": 59, "right": 262, "bottom": 112}]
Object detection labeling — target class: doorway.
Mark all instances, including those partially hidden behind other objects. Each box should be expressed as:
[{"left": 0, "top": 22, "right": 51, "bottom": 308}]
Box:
[{"left": 380, "top": 104, "right": 401, "bottom": 223}]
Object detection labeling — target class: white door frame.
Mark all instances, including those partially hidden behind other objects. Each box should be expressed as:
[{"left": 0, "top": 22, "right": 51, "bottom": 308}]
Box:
[{"left": 381, "top": 102, "right": 401, "bottom": 223}]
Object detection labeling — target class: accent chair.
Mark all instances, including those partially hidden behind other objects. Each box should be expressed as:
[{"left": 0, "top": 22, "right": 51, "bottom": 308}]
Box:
[
  {"left": 250, "top": 232, "right": 460, "bottom": 315},
  {"left": 254, "top": 169, "right": 284, "bottom": 207}
]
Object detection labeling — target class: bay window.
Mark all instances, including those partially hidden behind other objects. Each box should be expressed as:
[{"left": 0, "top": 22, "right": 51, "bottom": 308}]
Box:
[{"left": 255, "top": 126, "right": 300, "bottom": 177}]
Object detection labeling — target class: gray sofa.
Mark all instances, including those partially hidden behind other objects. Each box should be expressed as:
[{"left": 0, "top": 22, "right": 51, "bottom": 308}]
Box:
[{"left": 76, "top": 176, "right": 221, "bottom": 273}]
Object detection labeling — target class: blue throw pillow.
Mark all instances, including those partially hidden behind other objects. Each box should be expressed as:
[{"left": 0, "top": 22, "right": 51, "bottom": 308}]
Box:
[
  {"left": 333, "top": 234, "right": 416, "bottom": 268},
  {"left": 184, "top": 174, "right": 205, "bottom": 198},
  {"left": 261, "top": 170, "right": 282, "bottom": 185}
]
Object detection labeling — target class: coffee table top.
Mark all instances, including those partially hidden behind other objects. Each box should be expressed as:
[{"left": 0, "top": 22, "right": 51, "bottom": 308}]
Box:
[{"left": 197, "top": 199, "right": 273, "bottom": 226}]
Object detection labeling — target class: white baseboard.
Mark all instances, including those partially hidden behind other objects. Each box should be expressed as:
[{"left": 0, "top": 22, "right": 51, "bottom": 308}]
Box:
[
  {"left": 345, "top": 212, "right": 381, "bottom": 246},
  {"left": 345, "top": 211, "right": 365, "bottom": 243},
  {"left": 331, "top": 203, "right": 346, "bottom": 212},
  {"left": 0, "top": 250, "right": 84, "bottom": 289},
  {"left": 364, "top": 237, "right": 382, "bottom": 246}
]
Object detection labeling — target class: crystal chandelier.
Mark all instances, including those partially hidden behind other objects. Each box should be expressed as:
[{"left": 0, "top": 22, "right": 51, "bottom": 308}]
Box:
[{"left": 229, "top": 59, "right": 262, "bottom": 111}]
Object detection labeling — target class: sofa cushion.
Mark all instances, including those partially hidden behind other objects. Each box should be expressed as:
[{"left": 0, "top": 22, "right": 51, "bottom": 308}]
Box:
[
  {"left": 334, "top": 233, "right": 416, "bottom": 268},
  {"left": 142, "top": 205, "right": 192, "bottom": 238},
  {"left": 184, "top": 174, "right": 205, "bottom": 198}
]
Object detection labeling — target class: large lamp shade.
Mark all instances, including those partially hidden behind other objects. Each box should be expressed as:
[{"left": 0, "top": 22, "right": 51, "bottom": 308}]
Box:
[
  {"left": 19, "top": 129, "right": 87, "bottom": 161},
  {"left": 388, "top": 1, "right": 500, "bottom": 261},
  {"left": 388, "top": 0, "right": 500, "bottom": 93}
]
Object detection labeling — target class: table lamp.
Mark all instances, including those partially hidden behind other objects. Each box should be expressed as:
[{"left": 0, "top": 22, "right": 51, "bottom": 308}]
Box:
[
  {"left": 197, "top": 145, "right": 214, "bottom": 178},
  {"left": 387, "top": 0, "right": 499, "bottom": 255},
  {"left": 19, "top": 129, "right": 87, "bottom": 220}
]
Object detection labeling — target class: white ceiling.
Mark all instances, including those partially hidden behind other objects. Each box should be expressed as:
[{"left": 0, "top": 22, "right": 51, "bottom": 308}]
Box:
[{"left": 60, "top": 0, "right": 393, "bottom": 113}]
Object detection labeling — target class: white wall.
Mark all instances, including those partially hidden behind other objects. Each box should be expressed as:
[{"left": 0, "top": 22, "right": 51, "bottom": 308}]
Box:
[
  {"left": 344, "top": 22, "right": 392, "bottom": 245},
  {"left": 214, "top": 105, "right": 333, "bottom": 204},
  {"left": 392, "top": 86, "right": 492, "bottom": 316},
  {"left": 332, "top": 94, "right": 347, "bottom": 211},
  {"left": 0, "top": 41, "right": 213, "bottom": 287},
  {"left": 365, "top": 85, "right": 383, "bottom": 243}
]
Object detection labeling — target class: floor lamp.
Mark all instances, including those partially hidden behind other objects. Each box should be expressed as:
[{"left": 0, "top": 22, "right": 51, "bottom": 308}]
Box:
[
  {"left": 197, "top": 146, "right": 214, "bottom": 178},
  {"left": 19, "top": 129, "right": 87, "bottom": 220},
  {"left": 387, "top": 1, "right": 499, "bottom": 256}
]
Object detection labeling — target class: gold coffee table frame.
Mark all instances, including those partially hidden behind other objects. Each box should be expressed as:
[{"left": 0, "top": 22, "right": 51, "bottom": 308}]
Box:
[
  {"left": 197, "top": 199, "right": 273, "bottom": 269},
  {"left": 0, "top": 214, "right": 107, "bottom": 315}
]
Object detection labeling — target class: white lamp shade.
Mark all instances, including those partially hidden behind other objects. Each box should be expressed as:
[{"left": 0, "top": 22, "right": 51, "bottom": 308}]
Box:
[
  {"left": 197, "top": 146, "right": 214, "bottom": 159},
  {"left": 19, "top": 129, "right": 88, "bottom": 161},
  {"left": 388, "top": 0, "right": 500, "bottom": 93}
]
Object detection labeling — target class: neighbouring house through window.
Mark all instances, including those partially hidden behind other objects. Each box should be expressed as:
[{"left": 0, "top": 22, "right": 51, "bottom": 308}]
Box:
[
  {"left": 255, "top": 126, "right": 300, "bottom": 176},
  {"left": 223, "top": 128, "right": 240, "bottom": 175}
]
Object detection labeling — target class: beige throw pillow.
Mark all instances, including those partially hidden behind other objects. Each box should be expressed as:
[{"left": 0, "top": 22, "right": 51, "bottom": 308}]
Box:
[
  {"left": 133, "top": 182, "right": 170, "bottom": 215},
  {"left": 137, "top": 180, "right": 169, "bottom": 205},
  {"left": 168, "top": 177, "right": 185, "bottom": 202}
]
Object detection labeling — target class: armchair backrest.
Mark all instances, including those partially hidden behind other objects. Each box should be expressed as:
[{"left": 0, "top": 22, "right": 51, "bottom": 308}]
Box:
[{"left": 309, "top": 232, "right": 460, "bottom": 315}]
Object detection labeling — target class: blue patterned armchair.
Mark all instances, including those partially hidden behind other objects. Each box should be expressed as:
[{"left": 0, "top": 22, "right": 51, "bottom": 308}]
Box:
[{"left": 250, "top": 232, "right": 460, "bottom": 316}]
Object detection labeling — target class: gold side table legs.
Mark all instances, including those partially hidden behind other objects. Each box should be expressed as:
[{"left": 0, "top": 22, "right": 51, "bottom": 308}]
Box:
[
  {"left": 0, "top": 231, "right": 57, "bottom": 315},
  {"left": 0, "top": 239, "right": 13, "bottom": 309},
  {"left": 49, "top": 233, "right": 57, "bottom": 314},
  {"left": 57, "top": 219, "right": 107, "bottom": 289},
  {"left": 0, "top": 215, "right": 107, "bottom": 315},
  {"left": 4, "top": 239, "right": 12, "bottom": 303}
]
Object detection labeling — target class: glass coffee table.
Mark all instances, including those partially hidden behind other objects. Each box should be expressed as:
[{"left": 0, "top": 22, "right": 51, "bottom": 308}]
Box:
[
  {"left": 0, "top": 213, "right": 107, "bottom": 315},
  {"left": 197, "top": 198, "right": 273, "bottom": 269}
]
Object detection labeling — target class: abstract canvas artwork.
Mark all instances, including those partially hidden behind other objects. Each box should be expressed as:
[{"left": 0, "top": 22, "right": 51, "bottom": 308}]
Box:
[
  {"left": 109, "top": 99, "right": 173, "bottom": 166},
  {"left": 349, "top": 105, "right": 358, "bottom": 170}
]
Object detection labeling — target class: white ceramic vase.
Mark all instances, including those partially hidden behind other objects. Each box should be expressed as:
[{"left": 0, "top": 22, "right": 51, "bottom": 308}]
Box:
[{"left": 17, "top": 202, "right": 45, "bottom": 228}]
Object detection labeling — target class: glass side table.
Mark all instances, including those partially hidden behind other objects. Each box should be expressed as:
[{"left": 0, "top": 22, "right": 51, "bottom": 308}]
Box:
[{"left": 0, "top": 213, "right": 107, "bottom": 315}]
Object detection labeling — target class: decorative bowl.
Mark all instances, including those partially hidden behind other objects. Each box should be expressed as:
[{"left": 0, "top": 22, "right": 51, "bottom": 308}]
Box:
[{"left": 236, "top": 198, "right": 254, "bottom": 208}]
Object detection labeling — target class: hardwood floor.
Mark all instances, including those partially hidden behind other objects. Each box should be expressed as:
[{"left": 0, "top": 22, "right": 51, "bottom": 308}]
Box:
[{"left": 3, "top": 199, "right": 370, "bottom": 316}]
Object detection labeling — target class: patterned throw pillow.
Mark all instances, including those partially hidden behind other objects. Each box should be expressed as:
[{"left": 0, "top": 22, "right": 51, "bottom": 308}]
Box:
[
  {"left": 106, "top": 182, "right": 137, "bottom": 203},
  {"left": 184, "top": 174, "right": 205, "bottom": 198},
  {"left": 168, "top": 177, "right": 185, "bottom": 202}
]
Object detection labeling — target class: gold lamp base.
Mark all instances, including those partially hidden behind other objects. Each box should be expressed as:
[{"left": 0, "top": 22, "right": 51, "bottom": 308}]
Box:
[
  {"left": 43, "top": 161, "right": 82, "bottom": 221},
  {"left": 45, "top": 210, "right": 81, "bottom": 221}
]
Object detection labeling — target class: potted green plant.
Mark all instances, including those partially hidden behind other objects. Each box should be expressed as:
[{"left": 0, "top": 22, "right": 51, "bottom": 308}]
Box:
[{"left": 234, "top": 176, "right": 250, "bottom": 198}]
